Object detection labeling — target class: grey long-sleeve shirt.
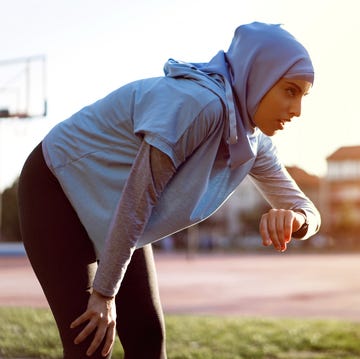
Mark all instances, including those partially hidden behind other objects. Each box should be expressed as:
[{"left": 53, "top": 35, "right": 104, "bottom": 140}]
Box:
[{"left": 93, "top": 141, "right": 176, "bottom": 296}]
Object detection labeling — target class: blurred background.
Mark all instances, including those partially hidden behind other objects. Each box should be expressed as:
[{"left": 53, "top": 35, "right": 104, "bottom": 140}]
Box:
[{"left": 1, "top": 0, "right": 359, "bottom": 252}]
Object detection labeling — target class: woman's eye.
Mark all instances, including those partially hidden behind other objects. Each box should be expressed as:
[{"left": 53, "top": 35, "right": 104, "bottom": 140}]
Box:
[{"left": 286, "top": 87, "right": 297, "bottom": 97}]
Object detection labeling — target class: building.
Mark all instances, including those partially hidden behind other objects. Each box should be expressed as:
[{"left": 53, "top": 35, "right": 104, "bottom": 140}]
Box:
[{"left": 322, "top": 145, "right": 360, "bottom": 242}]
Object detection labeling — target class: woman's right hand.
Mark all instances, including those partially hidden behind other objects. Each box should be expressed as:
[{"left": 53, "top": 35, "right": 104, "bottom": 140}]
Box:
[
  {"left": 259, "top": 208, "right": 306, "bottom": 252},
  {"left": 70, "top": 290, "right": 117, "bottom": 357}
]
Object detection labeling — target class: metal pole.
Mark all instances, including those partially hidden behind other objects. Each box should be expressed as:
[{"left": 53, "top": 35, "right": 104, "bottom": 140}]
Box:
[
  {"left": 25, "top": 58, "right": 30, "bottom": 116},
  {"left": 0, "top": 189, "right": 2, "bottom": 241},
  {"left": 42, "top": 55, "right": 47, "bottom": 117},
  {"left": 186, "top": 224, "right": 199, "bottom": 259},
  {"left": 0, "top": 120, "right": 3, "bottom": 240}
]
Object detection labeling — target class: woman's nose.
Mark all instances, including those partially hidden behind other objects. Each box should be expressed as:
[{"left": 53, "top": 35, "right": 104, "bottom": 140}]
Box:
[{"left": 290, "top": 99, "right": 302, "bottom": 118}]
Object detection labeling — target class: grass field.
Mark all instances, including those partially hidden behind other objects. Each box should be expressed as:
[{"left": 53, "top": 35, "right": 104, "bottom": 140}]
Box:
[{"left": 1, "top": 307, "right": 360, "bottom": 358}]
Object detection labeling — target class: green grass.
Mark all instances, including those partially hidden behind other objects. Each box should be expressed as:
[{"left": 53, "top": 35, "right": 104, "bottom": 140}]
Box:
[{"left": 1, "top": 307, "right": 360, "bottom": 358}]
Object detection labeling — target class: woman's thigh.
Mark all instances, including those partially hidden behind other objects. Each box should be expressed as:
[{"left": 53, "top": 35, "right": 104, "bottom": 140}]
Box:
[{"left": 18, "top": 144, "right": 106, "bottom": 358}]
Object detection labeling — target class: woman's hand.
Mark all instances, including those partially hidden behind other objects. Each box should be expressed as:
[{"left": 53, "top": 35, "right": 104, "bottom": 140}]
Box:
[
  {"left": 259, "top": 209, "right": 305, "bottom": 252},
  {"left": 70, "top": 290, "right": 116, "bottom": 357}
]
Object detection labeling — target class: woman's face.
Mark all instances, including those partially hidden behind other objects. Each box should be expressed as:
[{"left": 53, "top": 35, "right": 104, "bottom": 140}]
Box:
[{"left": 253, "top": 78, "right": 311, "bottom": 136}]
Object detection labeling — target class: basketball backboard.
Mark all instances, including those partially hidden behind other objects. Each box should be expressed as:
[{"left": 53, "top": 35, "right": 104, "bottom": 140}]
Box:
[{"left": 0, "top": 55, "right": 47, "bottom": 119}]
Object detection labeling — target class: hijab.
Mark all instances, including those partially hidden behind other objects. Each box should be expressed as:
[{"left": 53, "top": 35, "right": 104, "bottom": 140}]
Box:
[{"left": 165, "top": 22, "right": 314, "bottom": 168}]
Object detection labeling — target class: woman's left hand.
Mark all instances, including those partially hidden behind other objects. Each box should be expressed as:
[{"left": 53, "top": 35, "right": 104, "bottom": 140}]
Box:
[
  {"left": 259, "top": 209, "right": 305, "bottom": 252},
  {"left": 70, "top": 290, "right": 117, "bottom": 357}
]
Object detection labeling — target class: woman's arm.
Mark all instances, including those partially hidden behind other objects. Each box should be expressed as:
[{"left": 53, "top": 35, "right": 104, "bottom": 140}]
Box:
[
  {"left": 93, "top": 140, "right": 176, "bottom": 297},
  {"left": 249, "top": 135, "right": 321, "bottom": 251}
]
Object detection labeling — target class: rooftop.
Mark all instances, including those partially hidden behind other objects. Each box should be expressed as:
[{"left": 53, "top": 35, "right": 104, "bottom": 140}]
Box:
[
  {"left": 286, "top": 166, "right": 320, "bottom": 187},
  {"left": 327, "top": 146, "right": 360, "bottom": 161}
]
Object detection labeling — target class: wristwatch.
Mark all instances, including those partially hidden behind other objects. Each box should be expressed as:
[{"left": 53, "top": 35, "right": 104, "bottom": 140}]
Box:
[{"left": 292, "top": 209, "right": 309, "bottom": 238}]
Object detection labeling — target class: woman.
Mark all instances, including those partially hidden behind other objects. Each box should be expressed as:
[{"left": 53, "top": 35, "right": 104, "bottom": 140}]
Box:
[{"left": 18, "top": 22, "right": 321, "bottom": 358}]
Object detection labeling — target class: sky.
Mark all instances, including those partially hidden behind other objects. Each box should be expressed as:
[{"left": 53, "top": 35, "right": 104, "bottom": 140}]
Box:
[{"left": 0, "top": 0, "right": 359, "bottom": 190}]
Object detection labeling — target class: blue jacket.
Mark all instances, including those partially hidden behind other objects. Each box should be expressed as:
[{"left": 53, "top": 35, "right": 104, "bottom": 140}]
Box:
[{"left": 43, "top": 61, "right": 320, "bottom": 257}]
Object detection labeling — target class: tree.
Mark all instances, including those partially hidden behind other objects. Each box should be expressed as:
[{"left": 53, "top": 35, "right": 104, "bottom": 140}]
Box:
[{"left": 1, "top": 179, "right": 21, "bottom": 242}]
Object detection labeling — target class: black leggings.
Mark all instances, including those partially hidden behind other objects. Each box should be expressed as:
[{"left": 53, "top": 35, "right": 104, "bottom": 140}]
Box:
[{"left": 18, "top": 143, "right": 167, "bottom": 359}]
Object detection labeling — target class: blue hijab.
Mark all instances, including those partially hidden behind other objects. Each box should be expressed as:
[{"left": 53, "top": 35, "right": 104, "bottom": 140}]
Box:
[{"left": 165, "top": 22, "right": 314, "bottom": 168}]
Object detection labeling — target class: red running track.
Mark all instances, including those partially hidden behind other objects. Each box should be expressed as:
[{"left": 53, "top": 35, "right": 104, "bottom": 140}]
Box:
[{"left": 1, "top": 253, "right": 360, "bottom": 321}]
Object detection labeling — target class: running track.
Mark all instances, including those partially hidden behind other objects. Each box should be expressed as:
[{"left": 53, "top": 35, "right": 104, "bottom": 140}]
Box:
[{"left": 1, "top": 253, "right": 360, "bottom": 321}]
